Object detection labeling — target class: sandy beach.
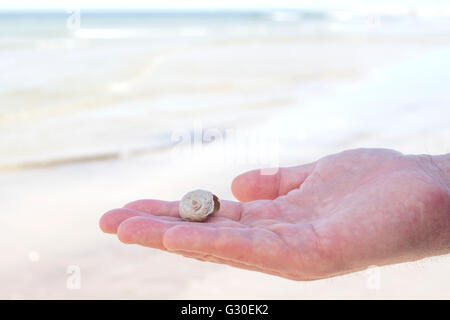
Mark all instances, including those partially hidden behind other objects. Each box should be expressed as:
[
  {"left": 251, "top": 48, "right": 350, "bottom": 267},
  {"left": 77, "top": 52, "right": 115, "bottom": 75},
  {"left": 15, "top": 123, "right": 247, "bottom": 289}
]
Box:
[{"left": 1, "top": 10, "right": 449, "bottom": 299}]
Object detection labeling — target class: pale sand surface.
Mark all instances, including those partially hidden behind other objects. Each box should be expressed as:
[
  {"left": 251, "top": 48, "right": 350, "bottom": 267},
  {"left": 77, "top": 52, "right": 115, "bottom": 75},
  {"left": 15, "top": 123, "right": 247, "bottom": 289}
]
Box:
[{"left": 1, "top": 131, "right": 449, "bottom": 299}]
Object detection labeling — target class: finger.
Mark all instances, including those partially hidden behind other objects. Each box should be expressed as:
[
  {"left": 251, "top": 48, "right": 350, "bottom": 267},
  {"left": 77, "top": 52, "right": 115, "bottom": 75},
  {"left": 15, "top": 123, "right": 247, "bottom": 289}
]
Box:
[
  {"left": 100, "top": 207, "right": 186, "bottom": 234},
  {"left": 124, "top": 199, "right": 242, "bottom": 221},
  {"left": 172, "top": 249, "right": 287, "bottom": 277},
  {"left": 231, "top": 163, "right": 316, "bottom": 202},
  {"left": 117, "top": 216, "right": 172, "bottom": 249},
  {"left": 101, "top": 200, "right": 244, "bottom": 235},
  {"left": 116, "top": 216, "right": 242, "bottom": 248},
  {"left": 162, "top": 225, "right": 289, "bottom": 271},
  {"left": 99, "top": 208, "right": 148, "bottom": 234},
  {"left": 124, "top": 200, "right": 179, "bottom": 216}
]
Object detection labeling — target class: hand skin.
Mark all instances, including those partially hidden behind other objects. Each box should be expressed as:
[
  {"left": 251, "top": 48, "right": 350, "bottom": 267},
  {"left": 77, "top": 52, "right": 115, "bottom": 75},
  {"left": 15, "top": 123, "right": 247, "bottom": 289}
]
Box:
[{"left": 99, "top": 148, "right": 450, "bottom": 281}]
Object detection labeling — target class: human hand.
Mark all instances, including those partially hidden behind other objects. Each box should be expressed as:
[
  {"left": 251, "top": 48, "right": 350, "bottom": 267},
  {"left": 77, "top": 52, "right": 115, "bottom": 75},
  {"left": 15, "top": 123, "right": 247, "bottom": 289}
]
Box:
[{"left": 99, "top": 148, "right": 450, "bottom": 280}]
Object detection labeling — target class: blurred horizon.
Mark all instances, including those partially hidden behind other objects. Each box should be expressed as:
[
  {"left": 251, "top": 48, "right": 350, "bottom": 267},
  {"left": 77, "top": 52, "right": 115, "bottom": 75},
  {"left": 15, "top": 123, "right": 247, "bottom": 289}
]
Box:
[{"left": 1, "top": 0, "right": 450, "bottom": 16}]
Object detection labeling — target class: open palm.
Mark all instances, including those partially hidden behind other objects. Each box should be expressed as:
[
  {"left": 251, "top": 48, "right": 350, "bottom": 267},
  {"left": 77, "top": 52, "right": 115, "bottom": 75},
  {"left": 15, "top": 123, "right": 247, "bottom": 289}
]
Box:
[{"left": 100, "top": 148, "right": 449, "bottom": 280}]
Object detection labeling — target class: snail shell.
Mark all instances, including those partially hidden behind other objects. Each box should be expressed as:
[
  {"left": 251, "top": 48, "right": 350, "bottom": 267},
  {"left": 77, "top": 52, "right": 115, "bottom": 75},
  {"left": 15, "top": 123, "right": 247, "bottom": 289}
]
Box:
[{"left": 179, "top": 190, "right": 220, "bottom": 222}]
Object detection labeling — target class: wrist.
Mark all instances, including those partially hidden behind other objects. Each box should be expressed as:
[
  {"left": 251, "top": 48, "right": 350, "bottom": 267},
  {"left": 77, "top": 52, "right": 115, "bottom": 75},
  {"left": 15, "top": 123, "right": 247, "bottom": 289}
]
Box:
[
  {"left": 426, "top": 154, "right": 450, "bottom": 255},
  {"left": 431, "top": 153, "right": 450, "bottom": 189}
]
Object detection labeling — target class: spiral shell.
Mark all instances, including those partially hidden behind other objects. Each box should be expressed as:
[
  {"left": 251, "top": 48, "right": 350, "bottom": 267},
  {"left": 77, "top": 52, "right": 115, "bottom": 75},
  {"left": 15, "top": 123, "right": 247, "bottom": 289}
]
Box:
[{"left": 179, "top": 190, "right": 220, "bottom": 222}]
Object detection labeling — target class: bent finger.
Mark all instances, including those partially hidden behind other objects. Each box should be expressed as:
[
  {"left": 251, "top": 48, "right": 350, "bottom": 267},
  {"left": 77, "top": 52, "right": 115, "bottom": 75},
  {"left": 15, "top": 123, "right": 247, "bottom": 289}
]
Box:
[
  {"left": 162, "top": 225, "right": 289, "bottom": 271},
  {"left": 116, "top": 216, "right": 242, "bottom": 249}
]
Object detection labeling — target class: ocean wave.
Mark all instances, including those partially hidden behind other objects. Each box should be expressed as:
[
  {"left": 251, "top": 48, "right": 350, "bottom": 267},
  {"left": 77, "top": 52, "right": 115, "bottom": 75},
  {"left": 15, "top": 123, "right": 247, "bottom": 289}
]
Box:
[
  {"left": 72, "top": 28, "right": 150, "bottom": 39},
  {"left": 0, "top": 142, "right": 171, "bottom": 172}
]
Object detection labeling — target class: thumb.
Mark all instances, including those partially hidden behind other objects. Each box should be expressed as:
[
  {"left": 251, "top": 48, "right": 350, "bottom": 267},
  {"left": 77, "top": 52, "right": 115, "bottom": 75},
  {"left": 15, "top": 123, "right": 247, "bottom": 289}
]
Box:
[{"left": 231, "top": 162, "right": 315, "bottom": 202}]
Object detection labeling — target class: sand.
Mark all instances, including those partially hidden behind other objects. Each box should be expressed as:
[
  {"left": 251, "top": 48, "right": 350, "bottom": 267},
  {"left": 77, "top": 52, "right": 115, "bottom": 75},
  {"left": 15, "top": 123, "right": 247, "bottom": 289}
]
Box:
[{"left": 2, "top": 130, "right": 449, "bottom": 299}]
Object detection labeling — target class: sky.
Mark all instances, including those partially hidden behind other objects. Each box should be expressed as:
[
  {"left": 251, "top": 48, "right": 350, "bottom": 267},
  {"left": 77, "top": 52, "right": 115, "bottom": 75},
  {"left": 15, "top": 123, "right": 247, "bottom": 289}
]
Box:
[{"left": 1, "top": 0, "right": 449, "bottom": 12}]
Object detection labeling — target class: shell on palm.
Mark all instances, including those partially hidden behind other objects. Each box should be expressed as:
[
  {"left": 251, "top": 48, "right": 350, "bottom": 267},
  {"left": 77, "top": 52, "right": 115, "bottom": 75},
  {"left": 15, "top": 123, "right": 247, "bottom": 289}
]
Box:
[{"left": 179, "top": 190, "right": 220, "bottom": 222}]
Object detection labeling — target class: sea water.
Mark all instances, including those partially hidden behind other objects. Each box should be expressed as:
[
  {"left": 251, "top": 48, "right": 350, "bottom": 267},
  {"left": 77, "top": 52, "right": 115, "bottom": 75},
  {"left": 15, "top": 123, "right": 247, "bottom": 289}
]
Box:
[{"left": 0, "top": 9, "right": 449, "bottom": 169}]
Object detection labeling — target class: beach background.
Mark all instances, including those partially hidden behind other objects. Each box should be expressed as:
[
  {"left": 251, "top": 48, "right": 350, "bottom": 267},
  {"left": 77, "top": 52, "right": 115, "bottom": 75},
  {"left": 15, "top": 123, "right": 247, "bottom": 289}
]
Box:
[{"left": 1, "top": 2, "right": 450, "bottom": 299}]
